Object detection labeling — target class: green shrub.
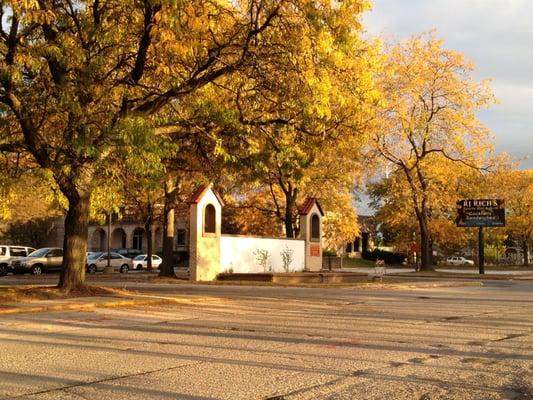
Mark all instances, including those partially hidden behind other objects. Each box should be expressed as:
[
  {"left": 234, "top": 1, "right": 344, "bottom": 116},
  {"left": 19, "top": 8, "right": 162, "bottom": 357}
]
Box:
[{"left": 362, "top": 249, "right": 406, "bottom": 265}]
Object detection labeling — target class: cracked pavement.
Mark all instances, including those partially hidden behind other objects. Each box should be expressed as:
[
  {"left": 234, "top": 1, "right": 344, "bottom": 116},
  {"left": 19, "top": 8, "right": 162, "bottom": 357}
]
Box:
[{"left": 1, "top": 280, "right": 532, "bottom": 399}]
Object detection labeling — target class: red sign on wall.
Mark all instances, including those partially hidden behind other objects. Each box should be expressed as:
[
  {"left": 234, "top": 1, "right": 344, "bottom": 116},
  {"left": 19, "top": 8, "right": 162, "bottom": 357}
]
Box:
[{"left": 310, "top": 244, "right": 320, "bottom": 257}]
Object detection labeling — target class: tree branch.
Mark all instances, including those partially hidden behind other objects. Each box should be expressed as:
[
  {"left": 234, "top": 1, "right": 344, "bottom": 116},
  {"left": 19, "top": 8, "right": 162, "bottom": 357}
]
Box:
[{"left": 127, "top": 0, "right": 161, "bottom": 85}]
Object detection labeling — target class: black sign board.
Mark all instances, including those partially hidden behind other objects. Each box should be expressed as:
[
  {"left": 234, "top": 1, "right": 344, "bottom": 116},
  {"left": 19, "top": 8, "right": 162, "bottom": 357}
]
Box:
[{"left": 456, "top": 199, "right": 505, "bottom": 227}]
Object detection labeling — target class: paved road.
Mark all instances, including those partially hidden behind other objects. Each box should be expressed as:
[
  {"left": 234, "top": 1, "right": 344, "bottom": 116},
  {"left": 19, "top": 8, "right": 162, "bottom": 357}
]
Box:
[{"left": 1, "top": 280, "right": 533, "bottom": 399}]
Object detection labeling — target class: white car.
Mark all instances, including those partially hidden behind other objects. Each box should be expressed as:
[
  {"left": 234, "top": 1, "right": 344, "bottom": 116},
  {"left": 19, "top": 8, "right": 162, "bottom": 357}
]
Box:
[
  {"left": 0, "top": 245, "right": 36, "bottom": 276},
  {"left": 86, "top": 252, "right": 133, "bottom": 273},
  {"left": 132, "top": 254, "right": 162, "bottom": 270},
  {"left": 446, "top": 256, "right": 474, "bottom": 266}
]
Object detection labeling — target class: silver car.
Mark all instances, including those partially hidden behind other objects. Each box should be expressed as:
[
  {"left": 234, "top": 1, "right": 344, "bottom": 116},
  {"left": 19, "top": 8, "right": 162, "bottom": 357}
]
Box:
[
  {"left": 86, "top": 252, "right": 133, "bottom": 273},
  {"left": 10, "top": 247, "right": 63, "bottom": 275}
]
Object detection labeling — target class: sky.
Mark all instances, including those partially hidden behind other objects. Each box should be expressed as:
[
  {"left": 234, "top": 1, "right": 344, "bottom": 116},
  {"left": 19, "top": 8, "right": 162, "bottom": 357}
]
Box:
[{"left": 363, "top": 0, "right": 533, "bottom": 169}]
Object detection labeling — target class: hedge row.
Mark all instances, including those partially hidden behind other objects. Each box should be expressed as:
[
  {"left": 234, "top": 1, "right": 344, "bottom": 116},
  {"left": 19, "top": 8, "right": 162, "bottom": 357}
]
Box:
[{"left": 362, "top": 249, "right": 406, "bottom": 265}]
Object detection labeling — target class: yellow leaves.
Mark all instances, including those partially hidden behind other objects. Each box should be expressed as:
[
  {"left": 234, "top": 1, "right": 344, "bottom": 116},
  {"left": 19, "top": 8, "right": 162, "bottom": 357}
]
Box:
[
  {"left": 90, "top": 184, "right": 123, "bottom": 223},
  {"left": 428, "top": 218, "right": 469, "bottom": 248},
  {"left": 317, "top": 30, "right": 334, "bottom": 56},
  {"left": 0, "top": 188, "right": 16, "bottom": 221},
  {"left": 7, "top": 0, "right": 37, "bottom": 13},
  {"left": 322, "top": 200, "right": 359, "bottom": 251},
  {"left": 376, "top": 31, "right": 497, "bottom": 166},
  {"left": 486, "top": 169, "right": 533, "bottom": 239},
  {"left": 24, "top": 8, "right": 55, "bottom": 24}
]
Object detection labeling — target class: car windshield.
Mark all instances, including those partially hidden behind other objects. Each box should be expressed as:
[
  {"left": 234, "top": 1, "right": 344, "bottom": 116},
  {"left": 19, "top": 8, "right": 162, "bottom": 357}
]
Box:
[
  {"left": 133, "top": 255, "right": 145, "bottom": 261},
  {"left": 28, "top": 248, "right": 51, "bottom": 257},
  {"left": 87, "top": 252, "right": 104, "bottom": 260}
]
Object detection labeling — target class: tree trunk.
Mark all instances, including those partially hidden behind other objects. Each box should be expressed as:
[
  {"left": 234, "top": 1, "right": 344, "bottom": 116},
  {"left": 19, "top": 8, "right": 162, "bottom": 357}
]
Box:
[
  {"left": 159, "top": 178, "right": 176, "bottom": 277},
  {"left": 523, "top": 239, "right": 530, "bottom": 267},
  {"left": 58, "top": 192, "right": 91, "bottom": 292},
  {"left": 284, "top": 203, "right": 294, "bottom": 238},
  {"left": 417, "top": 212, "right": 433, "bottom": 271},
  {"left": 283, "top": 188, "right": 298, "bottom": 238}
]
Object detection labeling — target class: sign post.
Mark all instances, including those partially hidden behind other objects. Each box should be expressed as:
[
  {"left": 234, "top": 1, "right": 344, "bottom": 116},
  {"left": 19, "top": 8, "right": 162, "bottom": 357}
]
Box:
[
  {"left": 478, "top": 227, "right": 485, "bottom": 275},
  {"left": 456, "top": 199, "right": 505, "bottom": 274}
]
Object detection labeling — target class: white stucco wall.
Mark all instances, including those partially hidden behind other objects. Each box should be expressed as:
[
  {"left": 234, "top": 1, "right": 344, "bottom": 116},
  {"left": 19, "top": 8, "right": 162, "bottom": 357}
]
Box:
[
  {"left": 189, "top": 189, "right": 222, "bottom": 282},
  {"left": 299, "top": 202, "right": 323, "bottom": 271},
  {"left": 220, "top": 236, "right": 306, "bottom": 274}
]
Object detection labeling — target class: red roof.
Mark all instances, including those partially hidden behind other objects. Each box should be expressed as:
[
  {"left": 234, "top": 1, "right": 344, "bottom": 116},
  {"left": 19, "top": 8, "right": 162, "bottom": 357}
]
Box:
[
  {"left": 298, "top": 197, "right": 324, "bottom": 216},
  {"left": 188, "top": 184, "right": 224, "bottom": 206}
]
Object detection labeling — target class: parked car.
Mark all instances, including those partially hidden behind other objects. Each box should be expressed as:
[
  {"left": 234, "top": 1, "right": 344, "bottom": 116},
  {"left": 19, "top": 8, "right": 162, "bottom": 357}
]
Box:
[
  {"left": 112, "top": 248, "right": 143, "bottom": 259},
  {"left": 0, "top": 245, "right": 36, "bottom": 276},
  {"left": 86, "top": 252, "right": 133, "bottom": 273},
  {"left": 10, "top": 247, "right": 63, "bottom": 275},
  {"left": 132, "top": 254, "right": 163, "bottom": 270},
  {"left": 446, "top": 256, "right": 474, "bottom": 266}
]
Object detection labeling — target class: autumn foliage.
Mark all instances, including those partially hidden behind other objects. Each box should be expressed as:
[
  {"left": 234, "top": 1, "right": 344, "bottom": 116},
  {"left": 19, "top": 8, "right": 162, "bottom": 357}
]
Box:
[{"left": 1, "top": 2, "right": 529, "bottom": 288}]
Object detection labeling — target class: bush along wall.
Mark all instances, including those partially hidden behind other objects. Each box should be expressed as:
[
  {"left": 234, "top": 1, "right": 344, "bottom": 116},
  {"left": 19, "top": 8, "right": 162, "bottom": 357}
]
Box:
[{"left": 362, "top": 249, "right": 406, "bottom": 265}]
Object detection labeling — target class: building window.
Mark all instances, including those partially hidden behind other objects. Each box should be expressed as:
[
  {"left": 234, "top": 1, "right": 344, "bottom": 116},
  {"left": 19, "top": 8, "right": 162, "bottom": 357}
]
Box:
[
  {"left": 133, "top": 228, "right": 144, "bottom": 251},
  {"left": 311, "top": 214, "right": 320, "bottom": 241},
  {"left": 204, "top": 204, "right": 216, "bottom": 234},
  {"left": 176, "top": 229, "right": 186, "bottom": 246}
]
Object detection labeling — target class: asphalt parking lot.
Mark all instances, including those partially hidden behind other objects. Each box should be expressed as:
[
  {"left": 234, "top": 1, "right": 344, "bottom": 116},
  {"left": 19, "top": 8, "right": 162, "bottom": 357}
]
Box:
[{"left": 1, "top": 278, "right": 533, "bottom": 399}]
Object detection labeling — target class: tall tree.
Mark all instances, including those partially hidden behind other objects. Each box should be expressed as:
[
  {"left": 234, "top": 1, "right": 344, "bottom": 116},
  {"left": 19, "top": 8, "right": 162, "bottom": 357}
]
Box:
[
  {"left": 371, "top": 33, "right": 496, "bottom": 270},
  {"left": 221, "top": 9, "right": 379, "bottom": 238},
  {"left": 487, "top": 169, "right": 533, "bottom": 266},
  {"left": 0, "top": 0, "right": 314, "bottom": 290}
]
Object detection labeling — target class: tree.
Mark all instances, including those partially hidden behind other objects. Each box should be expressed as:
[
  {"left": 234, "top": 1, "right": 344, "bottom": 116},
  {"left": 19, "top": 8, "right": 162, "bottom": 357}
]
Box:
[
  {"left": 219, "top": 13, "right": 379, "bottom": 238},
  {"left": 371, "top": 32, "right": 496, "bottom": 270},
  {"left": 486, "top": 169, "right": 533, "bottom": 265},
  {"left": 368, "top": 157, "right": 482, "bottom": 259},
  {"left": 152, "top": 3, "right": 380, "bottom": 241},
  {"left": 0, "top": 0, "right": 315, "bottom": 290}
]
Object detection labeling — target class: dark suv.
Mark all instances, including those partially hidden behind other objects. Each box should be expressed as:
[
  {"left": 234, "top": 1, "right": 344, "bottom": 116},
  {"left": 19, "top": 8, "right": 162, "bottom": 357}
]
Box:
[{"left": 112, "top": 248, "right": 143, "bottom": 259}]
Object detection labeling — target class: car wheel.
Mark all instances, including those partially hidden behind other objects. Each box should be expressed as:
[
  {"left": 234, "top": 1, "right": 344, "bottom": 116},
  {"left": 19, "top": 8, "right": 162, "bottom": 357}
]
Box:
[
  {"left": 120, "top": 264, "right": 129, "bottom": 273},
  {"left": 31, "top": 265, "right": 43, "bottom": 275},
  {"left": 0, "top": 264, "right": 7, "bottom": 277},
  {"left": 88, "top": 264, "right": 97, "bottom": 274},
  {"left": 136, "top": 264, "right": 143, "bottom": 270}
]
